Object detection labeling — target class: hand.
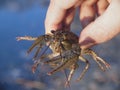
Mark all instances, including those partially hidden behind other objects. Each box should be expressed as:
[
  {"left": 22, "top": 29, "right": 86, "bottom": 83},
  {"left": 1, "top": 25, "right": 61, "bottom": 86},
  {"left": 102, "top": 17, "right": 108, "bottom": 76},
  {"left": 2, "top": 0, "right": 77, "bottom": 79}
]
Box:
[{"left": 45, "top": 0, "right": 120, "bottom": 49}]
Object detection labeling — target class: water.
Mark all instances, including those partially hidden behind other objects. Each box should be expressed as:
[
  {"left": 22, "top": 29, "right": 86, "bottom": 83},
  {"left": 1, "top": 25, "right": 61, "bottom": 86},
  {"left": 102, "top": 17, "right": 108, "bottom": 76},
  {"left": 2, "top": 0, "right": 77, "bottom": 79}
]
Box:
[{"left": 0, "top": 1, "right": 48, "bottom": 90}]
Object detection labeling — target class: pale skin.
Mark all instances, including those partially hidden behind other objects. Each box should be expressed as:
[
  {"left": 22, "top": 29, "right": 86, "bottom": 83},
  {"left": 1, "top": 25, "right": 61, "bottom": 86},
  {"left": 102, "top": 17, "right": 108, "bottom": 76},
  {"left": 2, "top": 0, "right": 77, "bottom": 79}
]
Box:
[{"left": 45, "top": 0, "right": 120, "bottom": 49}]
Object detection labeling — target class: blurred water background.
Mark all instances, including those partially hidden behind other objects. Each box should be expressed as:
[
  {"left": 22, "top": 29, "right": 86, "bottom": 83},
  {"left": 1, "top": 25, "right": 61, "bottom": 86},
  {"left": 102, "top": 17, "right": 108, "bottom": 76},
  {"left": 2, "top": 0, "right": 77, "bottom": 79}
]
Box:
[{"left": 0, "top": 0, "right": 120, "bottom": 90}]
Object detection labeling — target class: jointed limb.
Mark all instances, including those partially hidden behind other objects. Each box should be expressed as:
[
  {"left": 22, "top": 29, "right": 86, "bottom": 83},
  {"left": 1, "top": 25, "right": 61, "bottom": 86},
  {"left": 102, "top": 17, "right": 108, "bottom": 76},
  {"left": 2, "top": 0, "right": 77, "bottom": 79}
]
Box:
[
  {"left": 16, "top": 36, "right": 37, "bottom": 41},
  {"left": 82, "top": 49, "right": 110, "bottom": 71},
  {"left": 65, "top": 63, "right": 78, "bottom": 87},
  {"left": 77, "top": 56, "right": 90, "bottom": 81}
]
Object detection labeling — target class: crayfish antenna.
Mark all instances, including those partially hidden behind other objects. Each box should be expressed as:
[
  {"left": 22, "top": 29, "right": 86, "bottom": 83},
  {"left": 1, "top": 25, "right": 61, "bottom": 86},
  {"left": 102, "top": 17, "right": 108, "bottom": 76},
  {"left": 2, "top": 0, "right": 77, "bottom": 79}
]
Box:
[{"left": 16, "top": 36, "right": 37, "bottom": 41}]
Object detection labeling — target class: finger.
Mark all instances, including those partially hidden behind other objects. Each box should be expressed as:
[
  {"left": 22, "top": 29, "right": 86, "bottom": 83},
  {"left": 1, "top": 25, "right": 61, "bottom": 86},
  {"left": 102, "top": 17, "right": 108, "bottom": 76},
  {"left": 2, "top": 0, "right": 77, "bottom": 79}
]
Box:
[
  {"left": 79, "top": 0, "right": 120, "bottom": 49},
  {"left": 79, "top": 0, "right": 98, "bottom": 28},
  {"left": 107, "top": 0, "right": 111, "bottom": 3},
  {"left": 45, "top": 1, "right": 66, "bottom": 33},
  {"left": 45, "top": 0, "right": 81, "bottom": 34},
  {"left": 62, "top": 8, "right": 76, "bottom": 31},
  {"left": 96, "top": 0, "right": 109, "bottom": 16}
]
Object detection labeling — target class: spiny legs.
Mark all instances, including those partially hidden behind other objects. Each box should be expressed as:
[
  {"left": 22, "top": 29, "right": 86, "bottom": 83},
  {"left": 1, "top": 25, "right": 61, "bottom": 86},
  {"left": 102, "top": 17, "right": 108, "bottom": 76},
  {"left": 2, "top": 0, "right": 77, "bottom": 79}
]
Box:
[{"left": 77, "top": 56, "right": 90, "bottom": 81}]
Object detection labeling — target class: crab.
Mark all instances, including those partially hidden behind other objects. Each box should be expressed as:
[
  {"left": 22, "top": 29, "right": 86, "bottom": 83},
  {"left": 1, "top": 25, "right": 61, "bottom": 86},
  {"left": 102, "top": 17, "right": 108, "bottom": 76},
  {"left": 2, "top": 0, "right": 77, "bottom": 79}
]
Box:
[
  {"left": 42, "top": 44, "right": 110, "bottom": 86},
  {"left": 17, "top": 30, "right": 111, "bottom": 86}
]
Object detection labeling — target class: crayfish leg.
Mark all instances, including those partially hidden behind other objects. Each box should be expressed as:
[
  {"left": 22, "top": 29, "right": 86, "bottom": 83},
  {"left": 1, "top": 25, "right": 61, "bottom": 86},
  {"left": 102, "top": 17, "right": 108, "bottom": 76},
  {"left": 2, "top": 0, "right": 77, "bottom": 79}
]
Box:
[
  {"left": 33, "top": 46, "right": 41, "bottom": 60},
  {"left": 27, "top": 35, "right": 51, "bottom": 54},
  {"left": 82, "top": 49, "right": 110, "bottom": 71},
  {"left": 89, "top": 49, "right": 111, "bottom": 71},
  {"left": 27, "top": 38, "right": 43, "bottom": 54},
  {"left": 65, "top": 64, "right": 77, "bottom": 87},
  {"left": 77, "top": 56, "right": 90, "bottom": 81}
]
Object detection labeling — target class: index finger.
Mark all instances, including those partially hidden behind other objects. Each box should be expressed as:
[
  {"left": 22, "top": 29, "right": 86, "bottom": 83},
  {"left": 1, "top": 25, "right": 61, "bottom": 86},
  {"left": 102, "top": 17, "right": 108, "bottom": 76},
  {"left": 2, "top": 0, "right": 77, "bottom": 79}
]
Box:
[
  {"left": 45, "top": 0, "right": 82, "bottom": 34},
  {"left": 45, "top": 1, "right": 66, "bottom": 34}
]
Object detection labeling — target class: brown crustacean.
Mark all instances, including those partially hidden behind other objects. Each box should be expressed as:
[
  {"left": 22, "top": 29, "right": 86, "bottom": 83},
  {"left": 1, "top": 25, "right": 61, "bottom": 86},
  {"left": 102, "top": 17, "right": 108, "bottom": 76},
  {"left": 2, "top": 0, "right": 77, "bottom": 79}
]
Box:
[{"left": 17, "top": 30, "right": 110, "bottom": 86}]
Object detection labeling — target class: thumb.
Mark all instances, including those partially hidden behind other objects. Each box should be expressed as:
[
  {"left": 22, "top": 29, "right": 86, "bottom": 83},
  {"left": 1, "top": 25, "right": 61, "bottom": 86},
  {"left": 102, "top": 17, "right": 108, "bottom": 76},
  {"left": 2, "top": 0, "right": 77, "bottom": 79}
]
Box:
[{"left": 79, "top": 1, "right": 120, "bottom": 49}]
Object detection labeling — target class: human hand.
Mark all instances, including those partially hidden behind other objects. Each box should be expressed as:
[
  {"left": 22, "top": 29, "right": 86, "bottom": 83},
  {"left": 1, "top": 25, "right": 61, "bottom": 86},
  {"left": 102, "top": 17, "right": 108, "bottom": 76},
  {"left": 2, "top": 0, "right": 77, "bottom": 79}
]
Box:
[{"left": 45, "top": 0, "right": 120, "bottom": 49}]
